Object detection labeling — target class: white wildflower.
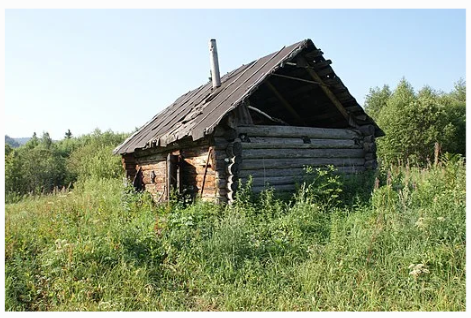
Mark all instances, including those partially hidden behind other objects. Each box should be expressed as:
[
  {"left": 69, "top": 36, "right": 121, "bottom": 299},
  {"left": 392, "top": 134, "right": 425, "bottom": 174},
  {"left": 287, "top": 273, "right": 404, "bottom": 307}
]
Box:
[
  {"left": 408, "top": 263, "right": 430, "bottom": 277},
  {"left": 437, "top": 217, "right": 445, "bottom": 222},
  {"left": 55, "top": 239, "right": 68, "bottom": 250},
  {"left": 409, "top": 269, "right": 421, "bottom": 277},
  {"left": 415, "top": 217, "right": 425, "bottom": 228}
]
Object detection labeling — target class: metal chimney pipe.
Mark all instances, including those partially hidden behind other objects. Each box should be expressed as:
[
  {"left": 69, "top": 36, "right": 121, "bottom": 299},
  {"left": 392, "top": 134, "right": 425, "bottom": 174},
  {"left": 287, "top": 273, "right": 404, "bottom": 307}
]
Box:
[{"left": 209, "top": 39, "right": 221, "bottom": 89}]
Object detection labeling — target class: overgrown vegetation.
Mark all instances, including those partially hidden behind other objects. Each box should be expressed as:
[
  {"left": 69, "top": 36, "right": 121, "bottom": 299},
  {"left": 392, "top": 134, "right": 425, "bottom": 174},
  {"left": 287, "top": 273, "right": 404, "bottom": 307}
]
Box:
[
  {"left": 364, "top": 79, "right": 465, "bottom": 165},
  {"left": 5, "top": 158, "right": 465, "bottom": 311},
  {"left": 5, "top": 129, "right": 128, "bottom": 203},
  {"left": 4, "top": 79, "right": 466, "bottom": 311}
]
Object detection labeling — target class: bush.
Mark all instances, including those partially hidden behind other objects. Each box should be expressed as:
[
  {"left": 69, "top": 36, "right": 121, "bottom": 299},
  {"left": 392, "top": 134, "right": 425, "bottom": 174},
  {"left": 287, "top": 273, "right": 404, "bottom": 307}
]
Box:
[{"left": 365, "top": 79, "right": 466, "bottom": 165}]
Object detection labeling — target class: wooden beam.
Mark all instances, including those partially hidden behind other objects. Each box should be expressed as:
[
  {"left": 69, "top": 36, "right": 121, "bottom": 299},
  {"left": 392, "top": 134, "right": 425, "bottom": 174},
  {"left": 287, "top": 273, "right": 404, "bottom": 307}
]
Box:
[
  {"left": 247, "top": 105, "right": 288, "bottom": 125},
  {"left": 304, "top": 49, "right": 324, "bottom": 59},
  {"left": 264, "top": 79, "right": 305, "bottom": 125},
  {"left": 298, "top": 56, "right": 358, "bottom": 128}
]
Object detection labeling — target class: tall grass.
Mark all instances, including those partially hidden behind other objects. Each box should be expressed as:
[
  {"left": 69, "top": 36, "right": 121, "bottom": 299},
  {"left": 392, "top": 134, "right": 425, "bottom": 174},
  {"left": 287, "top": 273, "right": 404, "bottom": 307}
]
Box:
[{"left": 5, "top": 158, "right": 466, "bottom": 311}]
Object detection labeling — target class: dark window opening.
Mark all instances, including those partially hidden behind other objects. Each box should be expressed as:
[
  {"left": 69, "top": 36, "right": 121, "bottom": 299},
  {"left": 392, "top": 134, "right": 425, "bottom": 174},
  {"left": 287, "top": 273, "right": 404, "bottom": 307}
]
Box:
[{"left": 132, "top": 167, "right": 144, "bottom": 191}]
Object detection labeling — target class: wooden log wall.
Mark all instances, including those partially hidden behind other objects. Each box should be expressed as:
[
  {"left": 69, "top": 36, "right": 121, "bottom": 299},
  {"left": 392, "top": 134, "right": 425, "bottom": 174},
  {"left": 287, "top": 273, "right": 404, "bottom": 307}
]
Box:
[
  {"left": 235, "top": 125, "right": 366, "bottom": 193},
  {"left": 122, "top": 154, "right": 138, "bottom": 180},
  {"left": 122, "top": 138, "right": 228, "bottom": 203},
  {"left": 359, "top": 125, "right": 378, "bottom": 170}
]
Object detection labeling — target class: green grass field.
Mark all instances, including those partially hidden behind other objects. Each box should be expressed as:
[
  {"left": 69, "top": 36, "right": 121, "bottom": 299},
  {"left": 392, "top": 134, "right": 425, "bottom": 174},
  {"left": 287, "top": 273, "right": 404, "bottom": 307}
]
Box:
[{"left": 5, "top": 160, "right": 466, "bottom": 311}]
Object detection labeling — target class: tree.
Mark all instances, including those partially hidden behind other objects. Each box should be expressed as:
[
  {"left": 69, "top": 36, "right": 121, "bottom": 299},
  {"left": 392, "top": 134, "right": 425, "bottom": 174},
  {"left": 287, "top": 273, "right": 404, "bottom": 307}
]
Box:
[
  {"left": 24, "top": 132, "right": 39, "bottom": 149},
  {"left": 364, "top": 85, "right": 391, "bottom": 120},
  {"left": 40, "top": 132, "right": 53, "bottom": 149},
  {"left": 368, "top": 79, "right": 466, "bottom": 165},
  {"left": 65, "top": 129, "right": 72, "bottom": 139},
  {"left": 5, "top": 144, "right": 13, "bottom": 156}
]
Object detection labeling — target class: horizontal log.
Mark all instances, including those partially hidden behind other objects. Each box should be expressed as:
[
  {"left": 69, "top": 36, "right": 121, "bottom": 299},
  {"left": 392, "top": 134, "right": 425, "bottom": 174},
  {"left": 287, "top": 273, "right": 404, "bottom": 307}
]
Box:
[
  {"left": 240, "top": 175, "right": 302, "bottom": 187},
  {"left": 213, "top": 137, "right": 230, "bottom": 150},
  {"left": 240, "top": 137, "right": 362, "bottom": 149},
  {"left": 242, "top": 148, "right": 364, "bottom": 160},
  {"left": 139, "top": 162, "right": 166, "bottom": 171},
  {"left": 364, "top": 135, "right": 375, "bottom": 143},
  {"left": 144, "top": 183, "right": 165, "bottom": 193},
  {"left": 363, "top": 142, "right": 376, "bottom": 153},
  {"left": 136, "top": 155, "right": 166, "bottom": 165},
  {"left": 365, "top": 153, "right": 376, "bottom": 161},
  {"left": 239, "top": 168, "right": 306, "bottom": 179},
  {"left": 365, "top": 160, "right": 377, "bottom": 170},
  {"left": 214, "top": 126, "right": 237, "bottom": 140},
  {"left": 239, "top": 165, "right": 365, "bottom": 179},
  {"left": 358, "top": 125, "right": 375, "bottom": 136},
  {"left": 238, "top": 125, "right": 360, "bottom": 140},
  {"left": 226, "top": 141, "right": 242, "bottom": 157},
  {"left": 240, "top": 157, "right": 365, "bottom": 170},
  {"left": 142, "top": 175, "right": 165, "bottom": 185},
  {"left": 217, "top": 196, "right": 228, "bottom": 204},
  {"left": 251, "top": 184, "right": 297, "bottom": 193}
]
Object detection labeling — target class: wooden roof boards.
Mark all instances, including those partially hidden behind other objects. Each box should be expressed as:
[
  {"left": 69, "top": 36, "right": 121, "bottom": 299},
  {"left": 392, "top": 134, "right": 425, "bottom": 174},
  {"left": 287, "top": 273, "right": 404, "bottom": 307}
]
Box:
[{"left": 114, "top": 39, "right": 384, "bottom": 155}]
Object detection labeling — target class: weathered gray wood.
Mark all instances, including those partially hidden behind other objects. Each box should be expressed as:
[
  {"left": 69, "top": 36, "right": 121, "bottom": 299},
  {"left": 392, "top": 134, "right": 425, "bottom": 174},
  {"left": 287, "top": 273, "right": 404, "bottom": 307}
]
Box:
[
  {"left": 364, "top": 135, "right": 375, "bottom": 143},
  {"left": 239, "top": 165, "right": 365, "bottom": 179},
  {"left": 240, "top": 137, "right": 362, "bottom": 149},
  {"left": 248, "top": 105, "right": 288, "bottom": 125},
  {"left": 214, "top": 126, "right": 237, "bottom": 140},
  {"left": 240, "top": 175, "right": 303, "bottom": 187},
  {"left": 251, "top": 184, "right": 297, "bottom": 193},
  {"left": 240, "top": 157, "right": 365, "bottom": 170},
  {"left": 238, "top": 125, "right": 360, "bottom": 140},
  {"left": 242, "top": 148, "right": 364, "bottom": 160},
  {"left": 234, "top": 103, "right": 254, "bottom": 126},
  {"left": 213, "top": 137, "right": 229, "bottom": 149},
  {"left": 239, "top": 168, "right": 305, "bottom": 179},
  {"left": 365, "top": 160, "right": 377, "bottom": 170},
  {"left": 363, "top": 142, "right": 376, "bottom": 153},
  {"left": 226, "top": 140, "right": 242, "bottom": 157},
  {"left": 358, "top": 125, "right": 375, "bottom": 136}
]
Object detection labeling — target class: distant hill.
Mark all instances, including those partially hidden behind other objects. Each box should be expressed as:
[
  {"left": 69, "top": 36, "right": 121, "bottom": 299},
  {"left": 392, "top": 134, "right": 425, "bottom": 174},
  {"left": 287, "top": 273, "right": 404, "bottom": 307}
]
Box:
[
  {"left": 5, "top": 135, "right": 20, "bottom": 148},
  {"left": 14, "top": 137, "right": 31, "bottom": 145}
]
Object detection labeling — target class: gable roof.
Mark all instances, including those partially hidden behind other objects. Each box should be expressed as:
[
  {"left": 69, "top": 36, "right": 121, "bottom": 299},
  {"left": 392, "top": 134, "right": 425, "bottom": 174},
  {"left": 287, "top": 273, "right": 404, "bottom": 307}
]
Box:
[{"left": 114, "top": 39, "right": 383, "bottom": 155}]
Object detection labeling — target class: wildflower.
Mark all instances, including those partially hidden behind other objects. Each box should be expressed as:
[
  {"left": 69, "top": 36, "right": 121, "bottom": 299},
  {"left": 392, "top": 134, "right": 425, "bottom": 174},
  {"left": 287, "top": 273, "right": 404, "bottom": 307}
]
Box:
[
  {"left": 437, "top": 217, "right": 445, "bottom": 222},
  {"left": 55, "top": 239, "right": 69, "bottom": 250},
  {"left": 408, "top": 263, "right": 430, "bottom": 277},
  {"left": 409, "top": 269, "right": 421, "bottom": 277},
  {"left": 415, "top": 217, "right": 426, "bottom": 228}
]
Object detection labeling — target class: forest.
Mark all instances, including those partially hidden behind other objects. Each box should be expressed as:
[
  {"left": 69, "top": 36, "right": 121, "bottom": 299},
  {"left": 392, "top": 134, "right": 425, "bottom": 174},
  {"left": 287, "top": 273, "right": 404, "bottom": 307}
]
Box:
[{"left": 4, "top": 79, "right": 466, "bottom": 311}]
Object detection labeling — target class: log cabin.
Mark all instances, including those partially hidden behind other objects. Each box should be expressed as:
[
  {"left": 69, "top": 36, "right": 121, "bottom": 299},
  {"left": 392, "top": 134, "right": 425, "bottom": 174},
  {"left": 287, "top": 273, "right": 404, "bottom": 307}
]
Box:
[{"left": 113, "top": 38, "right": 384, "bottom": 203}]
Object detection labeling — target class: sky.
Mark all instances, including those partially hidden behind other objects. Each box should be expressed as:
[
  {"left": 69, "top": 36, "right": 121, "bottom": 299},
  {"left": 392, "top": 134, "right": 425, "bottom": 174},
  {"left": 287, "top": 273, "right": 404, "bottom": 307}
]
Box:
[{"left": 4, "top": 8, "right": 466, "bottom": 140}]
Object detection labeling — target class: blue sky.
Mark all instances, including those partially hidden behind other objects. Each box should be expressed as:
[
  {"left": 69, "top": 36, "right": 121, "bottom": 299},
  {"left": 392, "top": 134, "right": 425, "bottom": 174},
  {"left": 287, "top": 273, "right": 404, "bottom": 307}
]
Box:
[{"left": 4, "top": 9, "right": 466, "bottom": 140}]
